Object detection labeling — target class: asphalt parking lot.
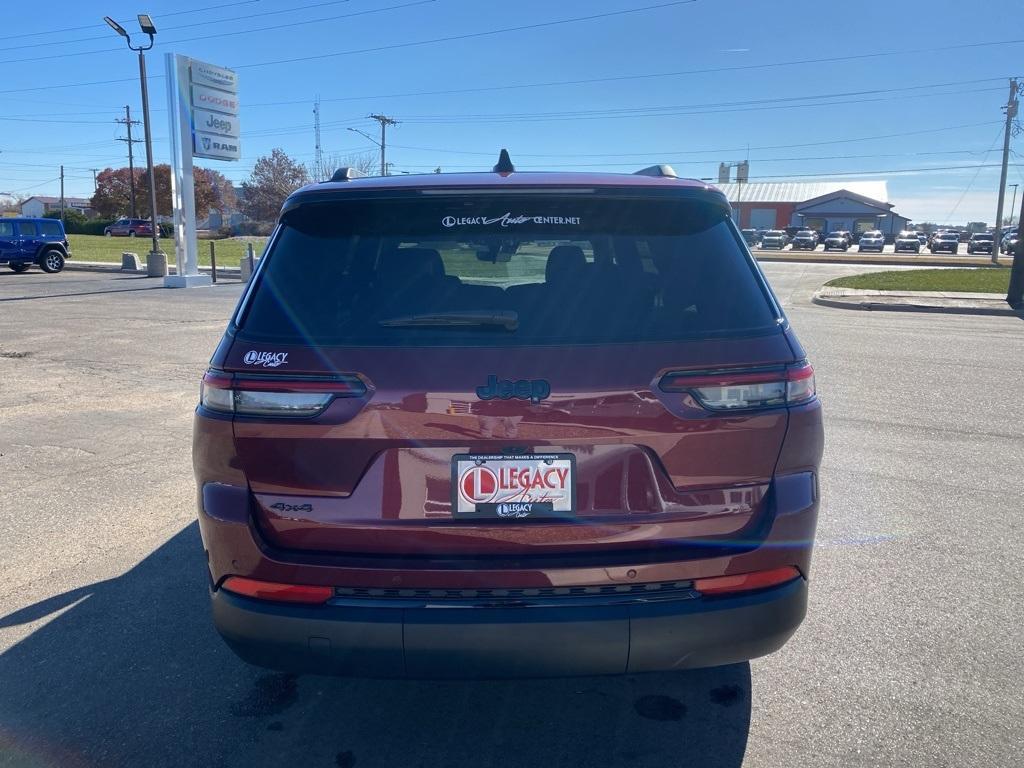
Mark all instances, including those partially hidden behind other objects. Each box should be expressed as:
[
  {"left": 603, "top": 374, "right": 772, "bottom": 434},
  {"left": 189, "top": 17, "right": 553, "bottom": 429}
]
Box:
[{"left": 1, "top": 266, "right": 1022, "bottom": 768}]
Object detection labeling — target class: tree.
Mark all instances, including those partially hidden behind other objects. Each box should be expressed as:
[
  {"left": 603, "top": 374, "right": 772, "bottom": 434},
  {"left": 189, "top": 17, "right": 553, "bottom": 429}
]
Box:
[
  {"left": 203, "top": 168, "right": 238, "bottom": 212},
  {"left": 138, "top": 164, "right": 215, "bottom": 219},
  {"left": 91, "top": 167, "right": 141, "bottom": 218},
  {"left": 44, "top": 208, "right": 88, "bottom": 232},
  {"left": 241, "top": 149, "right": 310, "bottom": 221},
  {"left": 311, "top": 151, "right": 376, "bottom": 182}
]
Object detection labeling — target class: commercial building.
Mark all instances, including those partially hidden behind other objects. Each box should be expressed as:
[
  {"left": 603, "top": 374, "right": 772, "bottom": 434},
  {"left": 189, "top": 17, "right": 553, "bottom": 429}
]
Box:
[
  {"left": 19, "top": 196, "right": 94, "bottom": 218},
  {"left": 715, "top": 180, "right": 910, "bottom": 237}
]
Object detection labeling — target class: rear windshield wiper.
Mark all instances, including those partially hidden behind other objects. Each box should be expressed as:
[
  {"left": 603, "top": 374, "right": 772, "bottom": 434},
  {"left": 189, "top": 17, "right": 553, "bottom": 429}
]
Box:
[{"left": 378, "top": 310, "right": 519, "bottom": 330}]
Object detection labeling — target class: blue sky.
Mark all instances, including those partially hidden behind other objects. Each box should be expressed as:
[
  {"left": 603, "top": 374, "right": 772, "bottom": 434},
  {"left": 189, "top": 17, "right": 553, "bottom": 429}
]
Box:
[{"left": 1, "top": 0, "right": 1021, "bottom": 223}]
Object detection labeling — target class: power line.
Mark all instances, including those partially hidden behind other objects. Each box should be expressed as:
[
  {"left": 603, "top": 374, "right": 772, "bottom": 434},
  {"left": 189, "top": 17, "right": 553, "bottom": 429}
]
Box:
[
  {"left": 0, "top": 0, "right": 437, "bottom": 66},
  {"left": 6, "top": 0, "right": 341, "bottom": 51},
  {"left": 11, "top": 0, "right": 264, "bottom": 41},
  {"left": 943, "top": 130, "right": 1004, "bottom": 223},
  {"left": 2, "top": 15, "right": 1019, "bottom": 98},
  {"left": 392, "top": 86, "right": 1008, "bottom": 125},
  {"left": 385, "top": 121, "right": 1003, "bottom": 159},
  {"left": 0, "top": 0, "right": 695, "bottom": 92},
  {"left": 245, "top": 75, "right": 1009, "bottom": 110}
]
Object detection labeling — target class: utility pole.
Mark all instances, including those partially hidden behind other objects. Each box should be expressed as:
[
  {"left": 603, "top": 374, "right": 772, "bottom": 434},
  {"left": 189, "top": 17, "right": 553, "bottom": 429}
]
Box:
[
  {"left": 1006, "top": 181, "right": 1024, "bottom": 309},
  {"left": 90, "top": 169, "right": 99, "bottom": 192},
  {"left": 368, "top": 114, "right": 398, "bottom": 176},
  {"left": 993, "top": 78, "right": 1019, "bottom": 264},
  {"left": 115, "top": 105, "right": 142, "bottom": 218},
  {"left": 313, "top": 95, "right": 323, "bottom": 180},
  {"left": 59, "top": 165, "right": 65, "bottom": 223}
]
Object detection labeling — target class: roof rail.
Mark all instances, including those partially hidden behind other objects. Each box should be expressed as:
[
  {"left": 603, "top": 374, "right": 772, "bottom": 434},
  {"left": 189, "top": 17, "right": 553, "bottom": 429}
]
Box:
[
  {"left": 329, "top": 167, "right": 367, "bottom": 182},
  {"left": 633, "top": 164, "right": 678, "bottom": 179}
]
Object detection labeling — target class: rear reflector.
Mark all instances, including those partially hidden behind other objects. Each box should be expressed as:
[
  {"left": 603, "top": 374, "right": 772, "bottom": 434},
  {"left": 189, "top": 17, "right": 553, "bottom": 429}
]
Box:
[
  {"left": 221, "top": 576, "right": 333, "bottom": 605},
  {"left": 200, "top": 370, "right": 366, "bottom": 417},
  {"left": 659, "top": 361, "right": 816, "bottom": 411},
  {"left": 694, "top": 566, "right": 801, "bottom": 596}
]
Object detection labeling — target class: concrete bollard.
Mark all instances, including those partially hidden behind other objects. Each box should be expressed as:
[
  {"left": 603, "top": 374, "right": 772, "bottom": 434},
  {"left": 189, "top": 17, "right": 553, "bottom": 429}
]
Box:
[
  {"left": 239, "top": 256, "right": 260, "bottom": 281},
  {"left": 146, "top": 251, "right": 168, "bottom": 277},
  {"left": 121, "top": 252, "right": 142, "bottom": 271}
]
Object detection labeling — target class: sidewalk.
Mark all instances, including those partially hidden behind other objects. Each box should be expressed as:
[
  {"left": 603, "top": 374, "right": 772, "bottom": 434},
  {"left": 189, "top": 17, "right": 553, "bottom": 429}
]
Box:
[
  {"left": 813, "top": 287, "right": 1023, "bottom": 317},
  {"left": 754, "top": 249, "right": 1001, "bottom": 268}
]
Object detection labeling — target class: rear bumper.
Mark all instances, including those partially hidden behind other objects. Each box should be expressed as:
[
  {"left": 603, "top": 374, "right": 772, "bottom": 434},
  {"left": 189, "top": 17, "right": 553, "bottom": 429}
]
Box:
[{"left": 211, "top": 576, "right": 807, "bottom": 678}]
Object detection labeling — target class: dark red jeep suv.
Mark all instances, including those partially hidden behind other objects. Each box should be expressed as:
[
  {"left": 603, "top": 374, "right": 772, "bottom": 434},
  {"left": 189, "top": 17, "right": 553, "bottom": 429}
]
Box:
[{"left": 193, "top": 156, "right": 823, "bottom": 678}]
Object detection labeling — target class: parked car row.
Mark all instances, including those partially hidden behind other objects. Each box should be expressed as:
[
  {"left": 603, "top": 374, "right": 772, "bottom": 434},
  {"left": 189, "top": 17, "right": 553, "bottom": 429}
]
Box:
[{"left": 740, "top": 225, "right": 1018, "bottom": 256}]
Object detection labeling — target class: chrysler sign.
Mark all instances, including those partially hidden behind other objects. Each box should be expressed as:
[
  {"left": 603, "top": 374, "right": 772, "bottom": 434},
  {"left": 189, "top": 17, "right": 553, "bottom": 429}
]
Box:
[{"left": 189, "top": 58, "right": 239, "bottom": 161}]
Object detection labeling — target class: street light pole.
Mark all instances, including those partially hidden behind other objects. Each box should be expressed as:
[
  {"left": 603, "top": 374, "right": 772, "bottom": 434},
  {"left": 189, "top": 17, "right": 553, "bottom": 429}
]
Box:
[
  {"left": 137, "top": 47, "right": 161, "bottom": 260},
  {"left": 104, "top": 13, "right": 164, "bottom": 265}
]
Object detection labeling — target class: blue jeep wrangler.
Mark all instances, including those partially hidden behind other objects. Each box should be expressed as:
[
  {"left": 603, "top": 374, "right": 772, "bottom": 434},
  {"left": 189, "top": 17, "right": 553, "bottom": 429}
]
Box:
[{"left": 0, "top": 217, "right": 70, "bottom": 273}]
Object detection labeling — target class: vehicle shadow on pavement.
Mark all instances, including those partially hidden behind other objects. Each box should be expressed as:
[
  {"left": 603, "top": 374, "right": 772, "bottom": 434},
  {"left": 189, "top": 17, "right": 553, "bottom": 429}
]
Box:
[{"left": 0, "top": 523, "right": 751, "bottom": 768}]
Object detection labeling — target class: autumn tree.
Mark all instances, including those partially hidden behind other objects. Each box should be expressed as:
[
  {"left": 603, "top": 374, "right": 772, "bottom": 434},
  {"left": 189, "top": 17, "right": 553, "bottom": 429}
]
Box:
[
  {"left": 91, "top": 167, "right": 142, "bottom": 218},
  {"left": 204, "top": 167, "right": 238, "bottom": 212},
  {"left": 241, "top": 149, "right": 310, "bottom": 221},
  {"left": 92, "top": 165, "right": 216, "bottom": 219},
  {"left": 138, "top": 164, "right": 215, "bottom": 219}
]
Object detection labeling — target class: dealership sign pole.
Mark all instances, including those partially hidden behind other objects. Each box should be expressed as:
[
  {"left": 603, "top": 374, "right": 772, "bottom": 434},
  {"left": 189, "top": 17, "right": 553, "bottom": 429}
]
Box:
[{"left": 164, "top": 53, "right": 240, "bottom": 288}]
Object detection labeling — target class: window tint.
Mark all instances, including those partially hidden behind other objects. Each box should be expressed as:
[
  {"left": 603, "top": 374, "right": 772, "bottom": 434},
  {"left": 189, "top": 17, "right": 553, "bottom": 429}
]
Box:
[
  {"left": 239, "top": 194, "right": 778, "bottom": 347},
  {"left": 37, "top": 220, "right": 63, "bottom": 238},
  {"left": 16, "top": 221, "right": 37, "bottom": 237},
  {"left": 0, "top": 221, "right": 13, "bottom": 237}
]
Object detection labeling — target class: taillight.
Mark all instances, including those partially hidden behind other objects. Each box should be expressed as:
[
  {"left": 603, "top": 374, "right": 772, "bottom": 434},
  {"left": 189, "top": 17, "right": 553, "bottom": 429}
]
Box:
[
  {"left": 694, "top": 566, "right": 802, "bottom": 596},
  {"left": 221, "top": 576, "right": 332, "bottom": 605},
  {"left": 659, "top": 361, "right": 816, "bottom": 411},
  {"left": 199, "top": 370, "right": 365, "bottom": 417}
]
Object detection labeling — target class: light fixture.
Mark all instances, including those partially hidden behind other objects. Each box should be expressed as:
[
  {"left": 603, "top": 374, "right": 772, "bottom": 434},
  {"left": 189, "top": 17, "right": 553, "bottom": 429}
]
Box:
[
  {"left": 103, "top": 16, "right": 128, "bottom": 37},
  {"left": 137, "top": 14, "right": 157, "bottom": 35}
]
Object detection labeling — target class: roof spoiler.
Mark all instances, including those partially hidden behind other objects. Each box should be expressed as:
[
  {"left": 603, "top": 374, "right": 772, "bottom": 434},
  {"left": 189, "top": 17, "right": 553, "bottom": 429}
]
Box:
[
  {"left": 328, "top": 167, "right": 367, "bottom": 182},
  {"left": 633, "top": 164, "right": 678, "bottom": 178}
]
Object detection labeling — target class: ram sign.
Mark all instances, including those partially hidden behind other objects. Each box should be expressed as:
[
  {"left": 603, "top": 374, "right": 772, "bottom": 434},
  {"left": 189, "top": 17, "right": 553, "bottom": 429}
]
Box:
[{"left": 189, "top": 59, "right": 240, "bottom": 161}]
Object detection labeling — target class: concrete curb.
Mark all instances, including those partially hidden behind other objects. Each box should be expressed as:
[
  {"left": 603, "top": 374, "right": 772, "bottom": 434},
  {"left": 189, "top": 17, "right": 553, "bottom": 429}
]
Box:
[
  {"left": 64, "top": 260, "right": 243, "bottom": 278},
  {"left": 811, "top": 290, "right": 1023, "bottom": 318}
]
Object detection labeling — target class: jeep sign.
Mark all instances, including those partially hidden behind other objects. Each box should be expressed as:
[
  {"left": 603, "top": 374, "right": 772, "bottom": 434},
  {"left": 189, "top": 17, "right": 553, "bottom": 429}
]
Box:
[{"left": 193, "top": 108, "right": 240, "bottom": 139}]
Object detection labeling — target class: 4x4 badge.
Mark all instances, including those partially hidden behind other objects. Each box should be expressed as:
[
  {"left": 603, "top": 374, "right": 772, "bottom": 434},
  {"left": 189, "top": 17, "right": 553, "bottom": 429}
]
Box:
[{"left": 476, "top": 375, "right": 551, "bottom": 404}]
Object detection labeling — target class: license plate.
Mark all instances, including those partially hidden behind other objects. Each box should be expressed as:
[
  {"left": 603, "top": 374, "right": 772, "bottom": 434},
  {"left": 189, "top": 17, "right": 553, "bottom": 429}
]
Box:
[{"left": 451, "top": 453, "right": 576, "bottom": 520}]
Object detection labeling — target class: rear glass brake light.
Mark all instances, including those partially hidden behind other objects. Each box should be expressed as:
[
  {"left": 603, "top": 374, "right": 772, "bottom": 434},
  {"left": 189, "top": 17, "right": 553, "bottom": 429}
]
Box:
[
  {"left": 659, "top": 361, "right": 815, "bottom": 411},
  {"left": 200, "top": 370, "right": 365, "bottom": 417}
]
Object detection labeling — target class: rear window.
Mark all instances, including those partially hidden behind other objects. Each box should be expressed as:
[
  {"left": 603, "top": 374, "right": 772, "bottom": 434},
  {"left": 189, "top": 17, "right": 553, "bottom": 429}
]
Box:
[
  {"left": 239, "top": 193, "right": 779, "bottom": 347},
  {"left": 37, "top": 220, "right": 63, "bottom": 238}
]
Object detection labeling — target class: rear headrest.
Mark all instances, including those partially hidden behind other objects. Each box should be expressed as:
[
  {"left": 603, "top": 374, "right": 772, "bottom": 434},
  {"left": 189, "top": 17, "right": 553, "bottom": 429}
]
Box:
[
  {"left": 546, "top": 245, "right": 586, "bottom": 285},
  {"left": 377, "top": 248, "right": 445, "bottom": 283}
]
